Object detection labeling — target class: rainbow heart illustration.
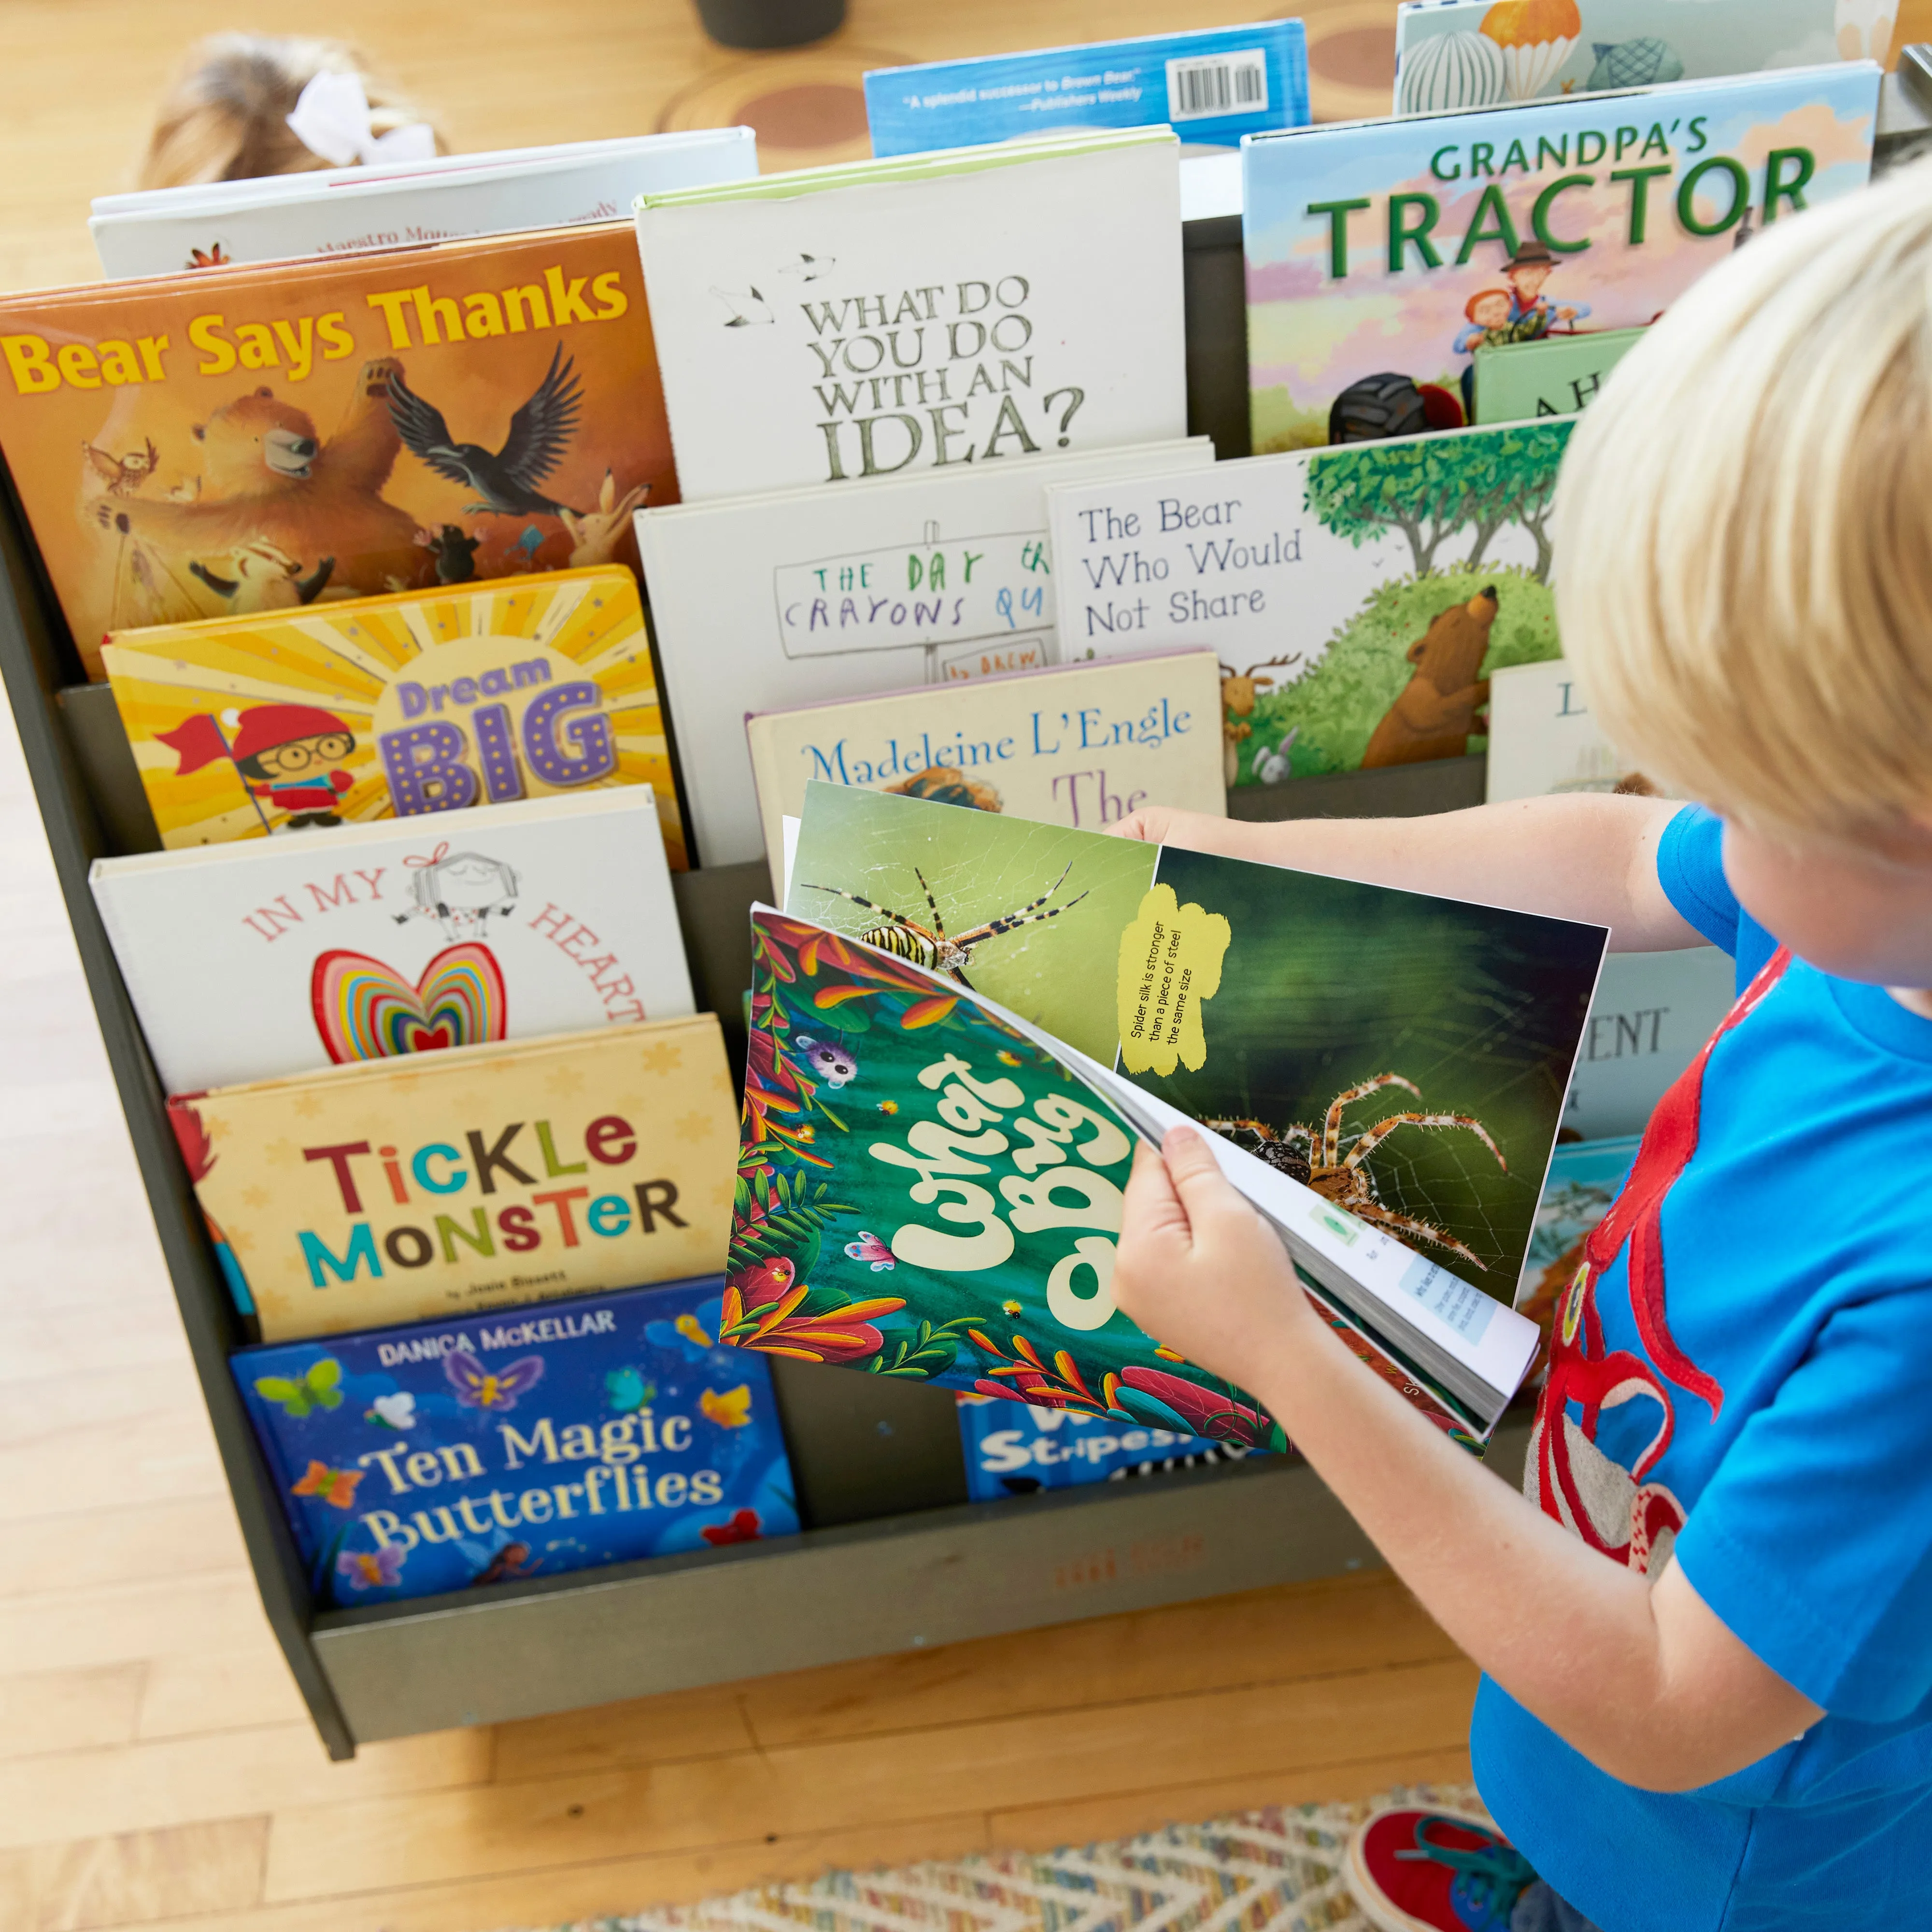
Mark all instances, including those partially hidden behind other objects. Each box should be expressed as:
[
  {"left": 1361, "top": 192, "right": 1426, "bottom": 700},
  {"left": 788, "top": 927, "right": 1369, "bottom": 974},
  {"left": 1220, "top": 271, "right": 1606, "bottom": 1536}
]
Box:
[{"left": 310, "top": 945, "right": 508, "bottom": 1064}]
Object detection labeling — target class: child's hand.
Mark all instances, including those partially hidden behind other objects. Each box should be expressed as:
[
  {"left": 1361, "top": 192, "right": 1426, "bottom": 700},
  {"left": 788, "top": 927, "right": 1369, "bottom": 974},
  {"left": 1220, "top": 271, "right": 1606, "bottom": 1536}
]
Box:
[{"left": 1113, "top": 1126, "right": 1316, "bottom": 1391}]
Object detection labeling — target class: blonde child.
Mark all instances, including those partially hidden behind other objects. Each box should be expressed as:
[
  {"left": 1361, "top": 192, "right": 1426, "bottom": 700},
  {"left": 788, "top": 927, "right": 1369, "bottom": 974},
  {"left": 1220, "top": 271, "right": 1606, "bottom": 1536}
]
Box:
[{"left": 1111, "top": 167, "right": 1932, "bottom": 1932}]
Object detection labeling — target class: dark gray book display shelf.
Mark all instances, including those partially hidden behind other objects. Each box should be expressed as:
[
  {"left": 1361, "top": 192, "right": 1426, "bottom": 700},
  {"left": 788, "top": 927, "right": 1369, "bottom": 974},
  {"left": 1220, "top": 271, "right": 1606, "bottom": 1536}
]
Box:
[{"left": 8, "top": 204, "right": 1529, "bottom": 1759}]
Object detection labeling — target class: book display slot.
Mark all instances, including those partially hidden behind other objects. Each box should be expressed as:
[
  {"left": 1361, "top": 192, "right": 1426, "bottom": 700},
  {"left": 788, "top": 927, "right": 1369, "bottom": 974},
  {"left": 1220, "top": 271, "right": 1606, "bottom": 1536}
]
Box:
[{"left": 9, "top": 61, "right": 1921, "bottom": 1763}]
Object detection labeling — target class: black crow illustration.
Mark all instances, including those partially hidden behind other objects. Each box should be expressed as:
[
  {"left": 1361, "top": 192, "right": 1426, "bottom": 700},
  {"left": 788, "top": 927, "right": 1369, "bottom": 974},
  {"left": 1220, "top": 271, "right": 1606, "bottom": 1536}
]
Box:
[{"left": 386, "top": 344, "right": 585, "bottom": 518}]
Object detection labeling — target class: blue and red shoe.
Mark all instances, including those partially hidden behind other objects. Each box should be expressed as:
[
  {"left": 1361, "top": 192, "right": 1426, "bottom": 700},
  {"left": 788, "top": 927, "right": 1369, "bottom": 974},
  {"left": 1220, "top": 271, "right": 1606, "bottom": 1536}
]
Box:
[{"left": 1346, "top": 1805, "right": 1537, "bottom": 1932}]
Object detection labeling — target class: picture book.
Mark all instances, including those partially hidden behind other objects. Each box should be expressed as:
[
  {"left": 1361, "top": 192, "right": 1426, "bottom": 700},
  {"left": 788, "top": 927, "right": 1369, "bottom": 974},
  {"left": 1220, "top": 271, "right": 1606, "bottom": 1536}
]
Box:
[
  {"left": 634, "top": 130, "right": 1187, "bottom": 502},
  {"left": 1045, "top": 421, "right": 1570, "bottom": 784},
  {"left": 232, "top": 1275, "right": 799, "bottom": 1607},
  {"left": 1243, "top": 62, "right": 1880, "bottom": 452},
  {"left": 1395, "top": 1, "right": 1884, "bottom": 115},
  {"left": 92, "top": 789, "right": 694, "bottom": 1094},
  {"left": 1566, "top": 947, "right": 1736, "bottom": 1140},
  {"left": 90, "top": 129, "right": 759, "bottom": 278},
  {"left": 954, "top": 1391, "right": 1265, "bottom": 1502},
  {"left": 171, "top": 1013, "right": 736, "bottom": 1340},
  {"left": 739, "top": 902, "right": 1558, "bottom": 1434},
  {"left": 636, "top": 439, "right": 1216, "bottom": 865},
  {"left": 1474, "top": 325, "right": 1645, "bottom": 422},
  {"left": 864, "top": 24, "right": 1308, "bottom": 157},
  {"left": 1515, "top": 1133, "right": 1638, "bottom": 1336},
  {"left": 0, "top": 221, "right": 677, "bottom": 677},
  {"left": 745, "top": 652, "right": 1226, "bottom": 874},
  {"left": 99, "top": 569, "right": 688, "bottom": 867},
  {"left": 1486, "top": 655, "right": 1659, "bottom": 799}
]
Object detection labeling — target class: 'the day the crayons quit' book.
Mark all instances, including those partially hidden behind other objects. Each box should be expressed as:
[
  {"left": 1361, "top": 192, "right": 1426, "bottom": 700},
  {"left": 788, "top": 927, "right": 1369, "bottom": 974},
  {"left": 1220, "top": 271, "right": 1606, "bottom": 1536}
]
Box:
[
  {"left": 99, "top": 568, "right": 689, "bottom": 867},
  {"left": 233, "top": 1276, "right": 800, "bottom": 1607},
  {"left": 170, "top": 1014, "right": 737, "bottom": 1341},
  {"left": 1243, "top": 61, "right": 1879, "bottom": 452},
  {"left": 0, "top": 221, "right": 677, "bottom": 677},
  {"left": 745, "top": 652, "right": 1227, "bottom": 869},
  {"left": 91, "top": 788, "right": 694, "bottom": 1095},
  {"left": 1046, "top": 420, "right": 1570, "bottom": 783}
]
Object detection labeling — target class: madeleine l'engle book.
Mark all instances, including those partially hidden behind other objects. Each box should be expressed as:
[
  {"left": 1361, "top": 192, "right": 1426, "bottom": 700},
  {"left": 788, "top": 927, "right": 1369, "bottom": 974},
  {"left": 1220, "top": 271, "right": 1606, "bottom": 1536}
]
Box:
[
  {"left": 1242, "top": 60, "right": 1879, "bottom": 453},
  {"left": 170, "top": 1014, "right": 737, "bottom": 1341},
  {"left": 0, "top": 220, "right": 677, "bottom": 678}
]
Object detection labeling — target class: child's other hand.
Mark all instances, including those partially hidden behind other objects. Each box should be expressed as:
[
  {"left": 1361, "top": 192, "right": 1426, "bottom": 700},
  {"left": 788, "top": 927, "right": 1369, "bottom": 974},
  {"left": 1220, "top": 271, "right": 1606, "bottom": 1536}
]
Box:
[{"left": 1114, "top": 1127, "right": 1313, "bottom": 1390}]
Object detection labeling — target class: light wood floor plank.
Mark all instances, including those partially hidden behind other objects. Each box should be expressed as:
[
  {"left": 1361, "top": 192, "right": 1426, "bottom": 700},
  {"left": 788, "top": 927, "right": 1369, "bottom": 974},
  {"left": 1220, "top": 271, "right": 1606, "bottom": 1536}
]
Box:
[
  {"left": 3, "top": 1818, "right": 267, "bottom": 1932},
  {"left": 0, "top": 1667, "right": 145, "bottom": 1760},
  {"left": 0, "top": 1574, "right": 275, "bottom": 1678},
  {"left": 4, "top": 1498, "right": 248, "bottom": 1603},
  {"left": 137, "top": 1652, "right": 310, "bottom": 1743}
]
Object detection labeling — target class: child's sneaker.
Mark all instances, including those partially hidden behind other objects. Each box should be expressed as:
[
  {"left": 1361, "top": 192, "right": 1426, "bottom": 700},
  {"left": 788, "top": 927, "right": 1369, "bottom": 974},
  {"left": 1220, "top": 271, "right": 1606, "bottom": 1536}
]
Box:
[{"left": 1345, "top": 1804, "right": 1537, "bottom": 1932}]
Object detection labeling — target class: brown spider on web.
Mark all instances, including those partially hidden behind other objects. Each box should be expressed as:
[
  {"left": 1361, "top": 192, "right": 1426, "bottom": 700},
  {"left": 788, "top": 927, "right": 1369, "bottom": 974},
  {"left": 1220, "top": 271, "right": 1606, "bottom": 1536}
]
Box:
[
  {"left": 800, "top": 864, "right": 1088, "bottom": 990},
  {"left": 1208, "top": 1074, "right": 1506, "bottom": 1269}
]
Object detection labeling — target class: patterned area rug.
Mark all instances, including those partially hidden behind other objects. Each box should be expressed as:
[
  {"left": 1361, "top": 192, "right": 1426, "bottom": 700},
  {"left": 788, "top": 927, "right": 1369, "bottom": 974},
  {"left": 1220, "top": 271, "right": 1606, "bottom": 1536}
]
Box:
[{"left": 540, "top": 1786, "right": 1487, "bottom": 1932}]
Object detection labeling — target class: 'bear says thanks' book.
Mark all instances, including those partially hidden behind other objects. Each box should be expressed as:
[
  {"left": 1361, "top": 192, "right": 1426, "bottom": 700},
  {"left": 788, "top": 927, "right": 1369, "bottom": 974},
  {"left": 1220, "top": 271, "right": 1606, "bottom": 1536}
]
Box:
[
  {"left": 99, "top": 568, "right": 688, "bottom": 866},
  {"left": 171, "top": 1014, "right": 737, "bottom": 1340},
  {"left": 233, "top": 1276, "right": 799, "bottom": 1606},
  {"left": 0, "top": 221, "right": 676, "bottom": 679}
]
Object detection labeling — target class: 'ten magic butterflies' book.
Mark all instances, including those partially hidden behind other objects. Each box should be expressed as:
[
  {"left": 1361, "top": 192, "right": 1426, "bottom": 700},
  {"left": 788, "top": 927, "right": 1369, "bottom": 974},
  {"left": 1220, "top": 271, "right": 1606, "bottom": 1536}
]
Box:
[
  {"left": 171, "top": 1014, "right": 737, "bottom": 1340},
  {"left": 91, "top": 788, "right": 693, "bottom": 1094},
  {"left": 99, "top": 568, "right": 688, "bottom": 866},
  {"left": 233, "top": 1275, "right": 799, "bottom": 1607}
]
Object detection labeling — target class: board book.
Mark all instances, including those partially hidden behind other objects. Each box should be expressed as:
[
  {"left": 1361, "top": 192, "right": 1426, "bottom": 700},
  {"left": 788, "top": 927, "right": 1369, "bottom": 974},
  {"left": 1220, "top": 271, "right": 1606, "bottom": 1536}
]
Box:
[
  {"left": 91, "top": 788, "right": 693, "bottom": 1094},
  {"left": 90, "top": 128, "right": 758, "bottom": 278},
  {"left": 171, "top": 1013, "right": 737, "bottom": 1340},
  {"left": 0, "top": 221, "right": 676, "bottom": 677},
  {"left": 633, "top": 129, "right": 1187, "bottom": 503},
  {"left": 233, "top": 1275, "right": 799, "bottom": 1606},
  {"left": 1395, "top": 1, "right": 1883, "bottom": 114},
  {"left": 636, "top": 438, "right": 1215, "bottom": 866},
  {"left": 955, "top": 1392, "right": 1264, "bottom": 1502},
  {"left": 1474, "top": 325, "right": 1645, "bottom": 422},
  {"left": 1566, "top": 946, "right": 1736, "bottom": 1141},
  {"left": 1243, "top": 62, "right": 1880, "bottom": 453},
  {"left": 99, "top": 568, "right": 688, "bottom": 867},
  {"left": 1045, "top": 421, "right": 1570, "bottom": 784},
  {"left": 745, "top": 652, "right": 1226, "bottom": 873}
]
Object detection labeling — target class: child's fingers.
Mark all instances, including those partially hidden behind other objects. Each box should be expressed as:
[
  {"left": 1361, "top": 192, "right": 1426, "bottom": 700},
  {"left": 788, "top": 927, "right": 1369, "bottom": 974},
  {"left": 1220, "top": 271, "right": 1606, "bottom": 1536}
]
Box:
[
  {"left": 1161, "top": 1125, "right": 1252, "bottom": 1229},
  {"left": 1122, "top": 1140, "right": 1191, "bottom": 1249}
]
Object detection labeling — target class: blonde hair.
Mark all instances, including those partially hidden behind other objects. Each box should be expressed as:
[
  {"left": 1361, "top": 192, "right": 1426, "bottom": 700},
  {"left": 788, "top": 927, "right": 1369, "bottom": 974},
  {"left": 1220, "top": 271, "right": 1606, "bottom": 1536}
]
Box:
[
  {"left": 140, "top": 35, "right": 443, "bottom": 190},
  {"left": 1555, "top": 165, "right": 1932, "bottom": 844}
]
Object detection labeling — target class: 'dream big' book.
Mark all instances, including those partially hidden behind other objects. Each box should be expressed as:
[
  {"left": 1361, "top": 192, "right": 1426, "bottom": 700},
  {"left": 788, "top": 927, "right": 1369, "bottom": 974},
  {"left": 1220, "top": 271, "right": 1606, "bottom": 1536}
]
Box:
[
  {"left": 1243, "top": 61, "right": 1879, "bottom": 452},
  {"left": 233, "top": 1276, "right": 799, "bottom": 1606},
  {"left": 0, "top": 222, "right": 678, "bottom": 678}
]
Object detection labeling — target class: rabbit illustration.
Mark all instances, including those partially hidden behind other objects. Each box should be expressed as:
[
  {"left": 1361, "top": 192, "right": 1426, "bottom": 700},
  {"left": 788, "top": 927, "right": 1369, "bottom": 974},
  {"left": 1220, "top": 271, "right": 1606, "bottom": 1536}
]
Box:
[
  {"left": 1255, "top": 726, "right": 1299, "bottom": 785},
  {"left": 559, "top": 469, "right": 650, "bottom": 568}
]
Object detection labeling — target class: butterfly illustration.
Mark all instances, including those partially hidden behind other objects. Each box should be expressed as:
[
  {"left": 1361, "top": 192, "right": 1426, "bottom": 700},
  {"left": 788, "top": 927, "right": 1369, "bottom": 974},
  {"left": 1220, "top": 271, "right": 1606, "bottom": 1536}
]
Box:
[
  {"left": 365, "top": 1392, "right": 416, "bottom": 1431},
  {"left": 646, "top": 1311, "right": 717, "bottom": 1361},
  {"left": 844, "top": 1231, "right": 895, "bottom": 1273},
  {"left": 605, "top": 1367, "right": 656, "bottom": 1414},
  {"left": 292, "top": 1461, "right": 362, "bottom": 1509},
  {"left": 700, "top": 1508, "right": 765, "bottom": 1547},
  {"left": 255, "top": 1358, "right": 343, "bottom": 1419},
  {"left": 336, "top": 1544, "right": 405, "bottom": 1591},
  {"left": 444, "top": 1351, "right": 544, "bottom": 1411},
  {"left": 700, "top": 1385, "right": 753, "bottom": 1430}
]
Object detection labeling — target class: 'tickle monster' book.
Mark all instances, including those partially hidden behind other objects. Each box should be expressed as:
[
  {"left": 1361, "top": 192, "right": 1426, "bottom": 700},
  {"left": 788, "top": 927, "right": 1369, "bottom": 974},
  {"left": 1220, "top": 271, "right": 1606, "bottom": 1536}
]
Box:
[
  {"left": 99, "top": 568, "right": 688, "bottom": 867},
  {"left": 171, "top": 1014, "right": 737, "bottom": 1340}
]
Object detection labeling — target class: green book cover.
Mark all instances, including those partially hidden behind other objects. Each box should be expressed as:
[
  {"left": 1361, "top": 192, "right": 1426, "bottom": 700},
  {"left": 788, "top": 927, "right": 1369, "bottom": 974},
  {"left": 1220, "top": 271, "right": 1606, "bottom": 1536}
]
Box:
[{"left": 1473, "top": 326, "right": 1646, "bottom": 425}]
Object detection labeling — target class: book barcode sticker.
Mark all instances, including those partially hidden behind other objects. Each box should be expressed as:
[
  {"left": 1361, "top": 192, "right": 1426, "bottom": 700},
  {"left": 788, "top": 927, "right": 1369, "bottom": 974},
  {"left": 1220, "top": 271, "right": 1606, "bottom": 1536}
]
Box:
[
  {"left": 1166, "top": 50, "right": 1268, "bottom": 122},
  {"left": 1396, "top": 1254, "right": 1496, "bottom": 1343}
]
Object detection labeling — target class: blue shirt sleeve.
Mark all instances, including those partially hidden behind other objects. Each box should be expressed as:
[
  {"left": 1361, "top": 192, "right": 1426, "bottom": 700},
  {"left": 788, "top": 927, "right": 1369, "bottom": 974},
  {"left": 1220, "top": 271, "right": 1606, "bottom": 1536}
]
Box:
[
  {"left": 1674, "top": 1284, "right": 1932, "bottom": 1724},
  {"left": 1656, "top": 804, "right": 1781, "bottom": 989}
]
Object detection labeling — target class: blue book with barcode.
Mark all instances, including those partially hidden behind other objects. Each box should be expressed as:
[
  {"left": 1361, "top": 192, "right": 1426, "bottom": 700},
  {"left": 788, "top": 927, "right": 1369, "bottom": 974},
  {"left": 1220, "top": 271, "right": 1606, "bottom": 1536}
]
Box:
[
  {"left": 232, "top": 1276, "right": 799, "bottom": 1606},
  {"left": 865, "top": 22, "right": 1308, "bottom": 158}
]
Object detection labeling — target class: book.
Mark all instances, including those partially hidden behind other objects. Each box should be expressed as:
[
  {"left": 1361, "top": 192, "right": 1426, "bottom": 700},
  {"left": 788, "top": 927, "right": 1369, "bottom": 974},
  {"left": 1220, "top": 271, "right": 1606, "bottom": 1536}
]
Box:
[
  {"left": 99, "top": 568, "right": 688, "bottom": 867},
  {"left": 1395, "top": 1, "right": 1880, "bottom": 115},
  {"left": 739, "top": 899, "right": 1569, "bottom": 1435},
  {"left": 1516, "top": 1134, "right": 1638, "bottom": 1334},
  {"left": 1485, "top": 654, "right": 1664, "bottom": 800},
  {"left": 1473, "top": 325, "right": 1645, "bottom": 422},
  {"left": 0, "top": 222, "right": 676, "bottom": 678},
  {"left": 1243, "top": 63, "right": 1881, "bottom": 453},
  {"left": 954, "top": 1391, "right": 1265, "bottom": 1501},
  {"left": 170, "top": 1014, "right": 737, "bottom": 1340},
  {"left": 1566, "top": 947, "right": 1736, "bottom": 1140},
  {"left": 635, "top": 439, "right": 1216, "bottom": 865},
  {"left": 1045, "top": 421, "right": 1570, "bottom": 784},
  {"left": 864, "top": 24, "right": 1309, "bottom": 157},
  {"left": 232, "top": 1275, "right": 799, "bottom": 1606},
  {"left": 633, "top": 130, "right": 1188, "bottom": 502},
  {"left": 744, "top": 652, "right": 1227, "bottom": 872},
  {"left": 90, "top": 129, "right": 758, "bottom": 278},
  {"left": 91, "top": 789, "right": 694, "bottom": 1094}
]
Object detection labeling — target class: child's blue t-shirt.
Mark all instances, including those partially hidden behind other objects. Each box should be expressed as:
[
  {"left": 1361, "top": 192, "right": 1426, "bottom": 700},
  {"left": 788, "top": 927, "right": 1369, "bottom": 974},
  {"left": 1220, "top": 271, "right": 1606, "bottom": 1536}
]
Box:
[{"left": 1470, "top": 806, "right": 1932, "bottom": 1932}]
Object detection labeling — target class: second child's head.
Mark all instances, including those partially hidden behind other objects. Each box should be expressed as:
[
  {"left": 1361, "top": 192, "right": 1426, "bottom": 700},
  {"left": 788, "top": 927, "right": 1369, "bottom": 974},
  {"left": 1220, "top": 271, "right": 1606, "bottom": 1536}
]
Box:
[
  {"left": 1467, "top": 289, "right": 1513, "bottom": 329},
  {"left": 1558, "top": 166, "right": 1932, "bottom": 988}
]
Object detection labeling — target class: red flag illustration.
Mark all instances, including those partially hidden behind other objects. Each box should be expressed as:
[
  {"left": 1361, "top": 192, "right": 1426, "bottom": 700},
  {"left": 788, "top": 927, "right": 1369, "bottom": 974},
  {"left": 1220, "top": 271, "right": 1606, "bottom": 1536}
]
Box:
[{"left": 156, "top": 712, "right": 235, "bottom": 775}]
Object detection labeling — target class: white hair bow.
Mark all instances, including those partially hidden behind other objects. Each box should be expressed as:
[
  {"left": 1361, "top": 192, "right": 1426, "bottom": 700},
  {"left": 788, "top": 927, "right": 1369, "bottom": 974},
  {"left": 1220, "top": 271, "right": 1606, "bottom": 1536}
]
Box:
[{"left": 286, "top": 70, "right": 437, "bottom": 169}]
